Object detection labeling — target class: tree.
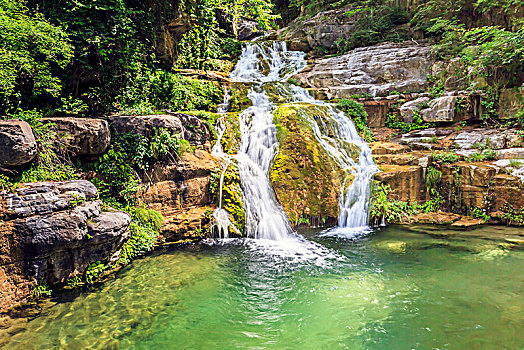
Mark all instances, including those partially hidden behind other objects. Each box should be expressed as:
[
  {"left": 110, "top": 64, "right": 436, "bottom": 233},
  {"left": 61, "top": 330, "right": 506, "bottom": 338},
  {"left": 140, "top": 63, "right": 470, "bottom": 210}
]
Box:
[{"left": 0, "top": 0, "right": 73, "bottom": 114}]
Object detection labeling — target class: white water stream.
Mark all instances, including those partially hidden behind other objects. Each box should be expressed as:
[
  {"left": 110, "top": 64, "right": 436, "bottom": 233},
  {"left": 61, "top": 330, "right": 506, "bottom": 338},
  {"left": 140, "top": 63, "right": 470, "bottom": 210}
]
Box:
[{"left": 214, "top": 41, "right": 378, "bottom": 240}]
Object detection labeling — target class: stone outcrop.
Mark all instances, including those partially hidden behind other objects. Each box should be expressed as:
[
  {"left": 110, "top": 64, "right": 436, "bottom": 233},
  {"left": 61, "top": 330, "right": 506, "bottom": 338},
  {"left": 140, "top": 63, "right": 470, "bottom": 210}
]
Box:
[
  {"left": 280, "top": 6, "right": 357, "bottom": 52},
  {"left": 109, "top": 113, "right": 210, "bottom": 147},
  {"left": 140, "top": 150, "right": 217, "bottom": 241},
  {"left": 0, "top": 120, "right": 37, "bottom": 168},
  {"left": 295, "top": 42, "right": 434, "bottom": 98},
  {"left": 498, "top": 87, "right": 524, "bottom": 120},
  {"left": 270, "top": 104, "right": 346, "bottom": 226},
  {"left": 41, "top": 118, "right": 111, "bottom": 156},
  {"left": 0, "top": 180, "right": 131, "bottom": 312},
  {"left": 399, "top": 97, "right": 430, "bottom": 123}
]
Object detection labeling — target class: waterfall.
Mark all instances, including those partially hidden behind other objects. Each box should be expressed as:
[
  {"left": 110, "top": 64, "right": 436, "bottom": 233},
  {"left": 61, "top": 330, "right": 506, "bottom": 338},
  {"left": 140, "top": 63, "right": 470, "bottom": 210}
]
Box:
[{"left": 219, "top": 41, "right": 378, "bottom": 240}]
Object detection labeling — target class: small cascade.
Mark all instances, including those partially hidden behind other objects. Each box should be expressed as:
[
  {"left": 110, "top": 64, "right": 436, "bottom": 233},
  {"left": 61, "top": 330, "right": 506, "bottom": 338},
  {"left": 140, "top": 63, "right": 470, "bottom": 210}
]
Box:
[{"left": 211, "top": 88, "right": 236, "bottom": 238}]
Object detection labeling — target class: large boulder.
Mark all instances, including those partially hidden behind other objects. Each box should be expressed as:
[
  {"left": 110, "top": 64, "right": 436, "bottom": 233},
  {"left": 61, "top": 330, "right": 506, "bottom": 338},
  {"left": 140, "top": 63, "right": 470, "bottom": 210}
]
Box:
[
  {"left": 0, "top": 180, "right": 131, "bottom": 312},
  {"left": 109, "top": 113, "right": 210, "bottom": 146},
  {"left": 399, "top": 97, "right": 431, "bottom": 123},
  {"left": 41, "top": 118, "right": 111, "bottom": 156},
  {"left": 498, "top": 87, "right": 524, "bottom": 120},
  {"left": 295, "top": 42, "right": 434, "bottom": 98},
  {"left": 421, "top": 96, "right": 457, "bottom": 122},
  {"left": 0, "top": 120, "right": 38, "bottom": 167},
  {"left": 280, "top": 6, "right": 357, "bottom": 52}
]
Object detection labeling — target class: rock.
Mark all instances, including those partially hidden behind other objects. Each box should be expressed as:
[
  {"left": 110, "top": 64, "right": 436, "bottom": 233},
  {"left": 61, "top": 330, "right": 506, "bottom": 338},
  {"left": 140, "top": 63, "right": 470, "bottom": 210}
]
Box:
[
  {"left": 374, "top": 165, "right": 426, "bottom": 203},
  {"left": 109, "top": 113, "right": 210, "bottom": 146},
  {"left": 453, "top": 129, "right": 520, "bottom": 150},
  {"left": 270, "top": 103, "right": 347, "bottom": 226},
  {"left": 0, "top": 120, "right": 38, "bottom": 167},
  {"left": 498, "top": 87, "right": 524, "bottom": 120},
  {"left": 496, "top": 148, "right": 524, "bottom": 159},
  {"left": 399, "top": 97, "right": 430, "bottom": 123},
  {"left": 41, "top": 118, "right": 110, "bottom": 156},
  {"left": 421, "top": 96, "right": 456, "bottom": 122},
  {"left": 295, "top": 42, "right": 434, "bottom": 98},
  {"left": 362, "top": 99, "right": 394, "bottom": 127},
  {"left": 370, "top": 142, "right": 410, "bottom": 155},
  {"left": 140, "top": 151, "right": 216, "bottom": 242},
  {"left": 281, "top": 6, "right": 357, "bottom": 52},
  {"left": 0, "top": 180, "right": 131, "bottom": 312},
  {"left": 237, "top": 18, "right": 259, "bottom": 41}
]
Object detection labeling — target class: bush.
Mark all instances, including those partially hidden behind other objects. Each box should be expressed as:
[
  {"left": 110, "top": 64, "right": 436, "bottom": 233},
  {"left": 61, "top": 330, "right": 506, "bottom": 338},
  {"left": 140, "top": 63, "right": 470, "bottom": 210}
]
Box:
[
  {"left": 0, "top": 0, "right": 73, "bottom": 114},
  {"left": 335, "top": 5, "right": 410, "bottom": 53}
]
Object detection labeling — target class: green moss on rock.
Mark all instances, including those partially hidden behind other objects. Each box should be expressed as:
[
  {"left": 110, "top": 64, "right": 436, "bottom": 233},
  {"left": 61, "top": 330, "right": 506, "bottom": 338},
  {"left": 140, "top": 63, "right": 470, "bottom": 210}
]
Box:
[{"left": 270, "top": 103, "right": 350, "bottom": 227}]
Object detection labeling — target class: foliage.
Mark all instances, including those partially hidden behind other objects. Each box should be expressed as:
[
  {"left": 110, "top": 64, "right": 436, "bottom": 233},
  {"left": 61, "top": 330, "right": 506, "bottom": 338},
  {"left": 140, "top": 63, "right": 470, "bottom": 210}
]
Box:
[
  {"left": 467, "top": 149, "right": 497, "bottom": 162},
  {"left": 385, "top": 111, "right": 434, "bottom": 133},
  {"left": 501, "top": 203, "right": 524, "bottom": 226},
  {"left": 433, "top": 151, "right": 460, "bottom": 164},
  {"left": 118, "top": 208, "right": 164, "bottom": 265},
  {"left": 469, "top": 206, "right": 490, "bottom": 221},
  {"left": 86, "top": 130, "right": 185, "bottom": 205},
  {"left": 85, "top": 261, "right": 107, "bottom": 284},
  {"left": 337, "top": 99, "right": 374, "bottom": 142},
  {"left": 32, "top": 282, "right": 52, "bottom": 299},
  {"left": 66, "top": 276, "right": 82, "bottom": 288},
  {"left": 369, "top": 183, "right": 419, "bottom": 225},
  {"left": 148, "top": 72, "right": 223, "bottom": 112},
  {"left": 0, "top": 0, "right": 73, "bottom": 115},
  {"left": 335, "top": 4, "right": 410, "bottom": 53}
]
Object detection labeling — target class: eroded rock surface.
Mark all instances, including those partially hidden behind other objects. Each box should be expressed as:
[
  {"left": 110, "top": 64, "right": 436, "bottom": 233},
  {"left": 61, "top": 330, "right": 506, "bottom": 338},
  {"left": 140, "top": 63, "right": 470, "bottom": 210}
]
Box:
[
  {"left": 41, "top": 118, "right": 111, "bottom": 156},
  {"left": 295, "top": 42, "right": 434, "bottom": 98},
  {"left": 0, "top": 120, "right": 37, "bottom": 168},
  {"left": 0, "top": 180, "right": 130, "bottom": 312},
  {"left": 109, "top": 113, "right": 210, "bottom": 146}
]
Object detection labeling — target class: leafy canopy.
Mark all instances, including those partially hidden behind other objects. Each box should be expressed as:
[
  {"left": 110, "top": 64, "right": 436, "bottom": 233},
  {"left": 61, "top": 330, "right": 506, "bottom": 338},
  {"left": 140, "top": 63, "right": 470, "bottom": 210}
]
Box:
[{"left": 0, "top": 0, "right": 73, "bottom": 114}]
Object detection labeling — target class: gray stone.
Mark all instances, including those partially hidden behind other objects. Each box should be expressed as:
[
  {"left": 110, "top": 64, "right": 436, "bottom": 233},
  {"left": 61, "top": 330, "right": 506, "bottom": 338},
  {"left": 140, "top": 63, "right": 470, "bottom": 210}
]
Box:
[
  {"left": 41, "top": 117, "right": 111, "bottom": 156},
  {"left": 399, "top": 97, "right": 430, "bottom": 123},
  {"left": 1, "top": 180, "right": 131, "bottom": 286},
  {"left": 237, "top": 18, "right": 259, "bottom": 41},
  {"left": 109, "top": 113, "right": 209, "bottom": 146},
  {"left": 496, "top": 148, "right": 524, "bottom": 159},
  {"left": 295, "top": 42, "right": 434, "bottom": 98},
  {"left": 281, "top": 6, "right": 358, "bottom": 52},
  {"left": 421, "top": 96, "right": 456, "bottom": 122},
  {"left": 0, "top": 120, "right": 38, "bottom": 167}
]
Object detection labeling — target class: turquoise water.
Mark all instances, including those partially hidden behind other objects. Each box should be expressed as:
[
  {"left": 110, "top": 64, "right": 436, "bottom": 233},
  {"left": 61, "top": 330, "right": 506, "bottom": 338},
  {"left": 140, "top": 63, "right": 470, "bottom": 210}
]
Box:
[{"left": 4, "top": 225, "right": 524, "bottom": 349}]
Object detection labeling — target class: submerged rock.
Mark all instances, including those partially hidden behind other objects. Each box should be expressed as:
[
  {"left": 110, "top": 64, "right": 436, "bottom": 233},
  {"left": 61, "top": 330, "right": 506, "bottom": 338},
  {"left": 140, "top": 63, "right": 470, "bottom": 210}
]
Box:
[
  {"left": 0, "top": 180, "right": 131, "bottom": 312},
  {"left": 0, "top": 120, "right": 38, "bottom": 167}
]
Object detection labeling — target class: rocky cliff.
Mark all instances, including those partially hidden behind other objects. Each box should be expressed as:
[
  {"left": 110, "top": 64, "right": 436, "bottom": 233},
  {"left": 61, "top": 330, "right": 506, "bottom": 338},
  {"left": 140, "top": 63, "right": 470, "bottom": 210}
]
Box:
[{"left": 0, "top": 180, "right": 131, "bottom": 312}]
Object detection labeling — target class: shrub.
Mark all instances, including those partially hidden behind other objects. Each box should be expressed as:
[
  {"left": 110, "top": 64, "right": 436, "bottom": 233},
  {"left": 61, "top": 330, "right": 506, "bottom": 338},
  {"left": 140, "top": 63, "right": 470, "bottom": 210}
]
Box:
[{"left": 433, "top": 151, "right": 460, "bottom": 164}]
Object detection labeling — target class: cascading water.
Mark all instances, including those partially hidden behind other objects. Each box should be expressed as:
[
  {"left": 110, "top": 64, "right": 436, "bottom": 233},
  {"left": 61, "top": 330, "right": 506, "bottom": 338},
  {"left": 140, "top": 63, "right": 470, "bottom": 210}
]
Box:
[{"left": 219, "top": 41, "right": 378, "bottom": 240}]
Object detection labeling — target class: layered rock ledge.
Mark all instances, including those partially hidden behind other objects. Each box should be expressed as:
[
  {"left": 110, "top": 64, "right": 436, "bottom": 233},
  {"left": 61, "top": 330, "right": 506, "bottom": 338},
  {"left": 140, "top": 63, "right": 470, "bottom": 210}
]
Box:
[{"left": 0, "top": 180, "right": 131, "bottom": 312}]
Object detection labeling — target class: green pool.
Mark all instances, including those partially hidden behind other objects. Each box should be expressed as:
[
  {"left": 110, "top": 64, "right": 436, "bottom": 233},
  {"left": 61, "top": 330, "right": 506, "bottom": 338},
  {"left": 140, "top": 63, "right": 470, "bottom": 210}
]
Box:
[{"left": 4, "top": 225, "right": 524, "bottom": 349}]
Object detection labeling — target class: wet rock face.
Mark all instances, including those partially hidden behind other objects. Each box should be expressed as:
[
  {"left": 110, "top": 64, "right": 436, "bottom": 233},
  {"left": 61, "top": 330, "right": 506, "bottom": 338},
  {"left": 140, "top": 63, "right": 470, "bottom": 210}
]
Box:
[
  {"left": 0, "top": 180, "right": 131, "bottom": 312},
  {"left": 295, "top": 42, "right": 434, "bottom": 98},
  {"left": 0, "top": 120, "right": 38, "bottom": 167},
  {"left": 41, "top": 118, "right": 111, "bottom": 156},
  {"left": 109, "top": 113, "right": 210, "bottom": 146},
  {"left": 270, "top": 104, "right": 345, "bottom": 227}
]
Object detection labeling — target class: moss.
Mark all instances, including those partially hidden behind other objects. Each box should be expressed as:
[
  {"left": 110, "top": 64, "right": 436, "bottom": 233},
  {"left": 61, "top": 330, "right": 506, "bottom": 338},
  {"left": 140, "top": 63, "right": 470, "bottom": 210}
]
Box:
[
  {"left": 229, "top": 83, "right": 252, "bottom": 112},
  {"left": 210, "top": 162, "right": 246, "bottom": 235},
  {"left": 270, "top": 103, "right": 350, "bottom": 226}
]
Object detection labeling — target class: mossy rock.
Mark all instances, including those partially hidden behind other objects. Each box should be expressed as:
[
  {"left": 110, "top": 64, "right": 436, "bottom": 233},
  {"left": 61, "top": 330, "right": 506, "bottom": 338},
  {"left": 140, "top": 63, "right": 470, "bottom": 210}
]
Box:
[
  {"left": 210, "top": 162, "right": 246, "bottom": 235},
  {"left": 220, "top": 112, "right": 242, "bottom": 155},
  {"left": 270, "top": 103, "right": 352, "bottom": 227},
  {"left": 229, "top": 83, "right": 252, "bottom": 112}
]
